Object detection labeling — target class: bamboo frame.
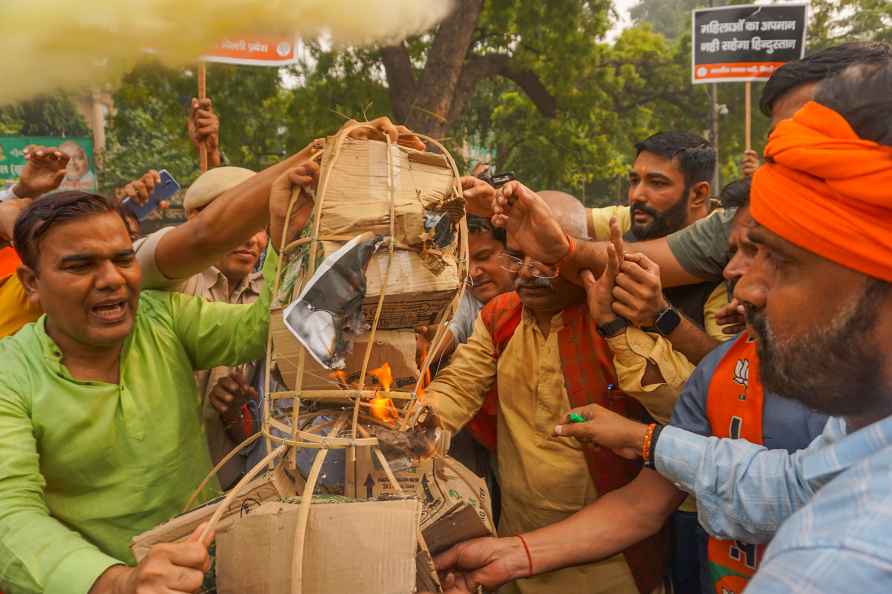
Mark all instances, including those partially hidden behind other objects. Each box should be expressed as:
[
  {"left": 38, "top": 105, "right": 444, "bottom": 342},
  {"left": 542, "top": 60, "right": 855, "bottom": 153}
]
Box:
[{"left": 184, "top": 123, "right": 466, "bottom": 594}]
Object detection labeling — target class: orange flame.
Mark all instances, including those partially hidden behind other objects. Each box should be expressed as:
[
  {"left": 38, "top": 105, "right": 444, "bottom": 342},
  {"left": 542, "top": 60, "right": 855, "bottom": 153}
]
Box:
[
  {"left": 367, "top": 363, "right": 399, "bottom": 425},
  {"left": 368, "top": 362, "right": 393, "bottom": 392},
  {"left": 329, "top": 369, "right": 350, "bottom": 388},
  {"left": 369, "top": 394, "right": 400, "bottom": 425}
]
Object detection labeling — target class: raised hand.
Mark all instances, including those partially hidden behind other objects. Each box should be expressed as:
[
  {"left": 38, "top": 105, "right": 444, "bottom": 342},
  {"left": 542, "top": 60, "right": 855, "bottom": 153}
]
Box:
[
  {"left": 553, "top": 403, "right": 648, "bottom": 460},
  {"left": 115, "top": 170, "right": 161, "bottom": 207},
  {"left": 268, "top": 160, "right": 320, "bottom": 248},
  {"left": 716, "top": 297, "right": 746, "bottom": 335},
  {"left": 14, "top": 145, "right": 70, "bottom": 198},
  {"left": 460, "top": 176, "right": 497, "bottom": 217},
  {"left": 493, "top": 181, "right": 569, "bottom": 265},
  {"left": 581, "top": 217, "right": 623, "bottom": 326},
  {"left": 741, "top": 149, "right": 760, "bottom": 178},
  {"left": 612, "top": 252, "right": 668, "bottom": 327},
  {"left": 335, "top": 117, "right": 425, "bottom": 151},
  {"left": 188, "top": 98, "right": 221, "bottom": 168}
]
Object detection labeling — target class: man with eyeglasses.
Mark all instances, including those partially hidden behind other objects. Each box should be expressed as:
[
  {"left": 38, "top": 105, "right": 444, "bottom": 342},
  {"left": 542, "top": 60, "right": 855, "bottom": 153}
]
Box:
[{"left": 424, "top": 192, "right": 676, "bottom": 594}]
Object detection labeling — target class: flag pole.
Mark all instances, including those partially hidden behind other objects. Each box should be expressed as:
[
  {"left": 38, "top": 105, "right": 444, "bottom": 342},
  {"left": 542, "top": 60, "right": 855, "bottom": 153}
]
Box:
[
  {"left": 744, "top": 81, "right": 752, "bottom": 151},
  {"left": 198, "top": 62, "right": 208, "bottom": 172}
]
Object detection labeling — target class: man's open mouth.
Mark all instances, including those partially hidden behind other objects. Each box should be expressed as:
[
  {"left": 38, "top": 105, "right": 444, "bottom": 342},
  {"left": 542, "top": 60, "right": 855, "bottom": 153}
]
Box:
[{"left": 91, "top": 300, "right": 128, "bottom": 323}]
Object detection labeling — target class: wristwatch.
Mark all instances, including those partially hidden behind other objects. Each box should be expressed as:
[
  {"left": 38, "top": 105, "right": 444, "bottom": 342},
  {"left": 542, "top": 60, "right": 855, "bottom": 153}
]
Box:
[
  {"left": 597, "top": 317, "right": 628, "bottom": 338},
  {"left": 652, "top": 305, "right": 682, "bottom": 337}
]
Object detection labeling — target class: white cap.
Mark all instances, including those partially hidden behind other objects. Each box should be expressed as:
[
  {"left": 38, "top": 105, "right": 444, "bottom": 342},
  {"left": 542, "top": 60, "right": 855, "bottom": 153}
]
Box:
[{"left": 183, "top": 166, "right": 256, "bottom": 214}]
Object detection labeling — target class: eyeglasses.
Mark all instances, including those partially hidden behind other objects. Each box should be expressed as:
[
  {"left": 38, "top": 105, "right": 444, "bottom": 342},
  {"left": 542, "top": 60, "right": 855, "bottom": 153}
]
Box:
[{"left": 497, "top": 253, "right": 559, "bottom": 279}]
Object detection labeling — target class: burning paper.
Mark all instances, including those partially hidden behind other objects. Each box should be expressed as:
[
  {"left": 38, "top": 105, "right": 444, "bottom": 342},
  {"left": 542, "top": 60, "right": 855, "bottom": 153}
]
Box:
[{"left": 283, "top": 232, "right": 384, "bottom": 369}]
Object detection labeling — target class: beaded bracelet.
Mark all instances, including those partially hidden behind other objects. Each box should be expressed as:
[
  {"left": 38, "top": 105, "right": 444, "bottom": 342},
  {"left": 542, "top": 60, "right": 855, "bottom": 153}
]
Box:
[{"left": 641, "top": 423, "right": 657, "bottom": 463}]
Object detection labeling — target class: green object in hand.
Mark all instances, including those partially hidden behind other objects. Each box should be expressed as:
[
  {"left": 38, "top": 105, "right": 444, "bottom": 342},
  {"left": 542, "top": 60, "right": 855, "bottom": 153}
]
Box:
[{"left": 568, "top": 412, "right": 587, "bottom": 423}]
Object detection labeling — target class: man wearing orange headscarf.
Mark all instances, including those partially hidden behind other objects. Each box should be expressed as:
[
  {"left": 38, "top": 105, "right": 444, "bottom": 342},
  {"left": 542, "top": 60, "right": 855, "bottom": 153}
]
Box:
[{"left": 434, "top": 62, "right": 892, "bottom": 594}]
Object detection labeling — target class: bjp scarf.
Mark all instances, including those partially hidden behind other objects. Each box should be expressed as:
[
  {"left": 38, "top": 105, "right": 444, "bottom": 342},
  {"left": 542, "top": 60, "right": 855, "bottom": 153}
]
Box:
[{"left": 751, "top": 101, "right": 892, "bottom": 282}]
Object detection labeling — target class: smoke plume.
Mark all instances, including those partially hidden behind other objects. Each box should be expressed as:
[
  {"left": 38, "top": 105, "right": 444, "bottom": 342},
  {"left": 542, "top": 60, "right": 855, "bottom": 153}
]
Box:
[{"left": 0, "top": 0, "right": 453, "bottom": 104}]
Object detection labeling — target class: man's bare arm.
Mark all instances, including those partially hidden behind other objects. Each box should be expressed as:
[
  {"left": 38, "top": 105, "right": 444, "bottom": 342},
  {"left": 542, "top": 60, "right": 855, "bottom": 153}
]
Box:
[
  {"left": 662, "top": 317, "right": 720, "bottom": 365},
  {"left": 492, "top": 182, "right": 705, "bottom": 288},
  {"left": 153, "top": 146, "right": 312, "bottom": 280},
  {"left": 434, "top": 469, "right": 684, "bottom": 590}
]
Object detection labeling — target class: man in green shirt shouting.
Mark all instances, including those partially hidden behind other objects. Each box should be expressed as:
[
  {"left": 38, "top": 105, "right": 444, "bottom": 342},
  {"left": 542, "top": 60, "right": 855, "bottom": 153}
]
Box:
[{"left": 0, "top": 189, "right": 282, "bottom": 594}]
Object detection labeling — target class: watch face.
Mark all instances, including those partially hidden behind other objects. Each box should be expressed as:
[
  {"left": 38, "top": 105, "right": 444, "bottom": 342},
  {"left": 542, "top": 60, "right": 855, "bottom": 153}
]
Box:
[{"left": 655, "top": 307, "right": 682, "bottom": 335}]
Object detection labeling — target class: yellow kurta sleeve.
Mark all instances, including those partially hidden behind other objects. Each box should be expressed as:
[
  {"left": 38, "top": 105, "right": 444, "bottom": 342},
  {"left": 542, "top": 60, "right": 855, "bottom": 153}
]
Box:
[
  {"left": 604, "top": 327, "right": 695, "bottom": 424},
  {"left": 425, "top": 315, "right": 497, "bottom": 433},
  {"left": 703, "top": 283, "right": 735, "bottom": 342},
  {"left": 588, "top": 205, "right": 631, "bottom": 240}
]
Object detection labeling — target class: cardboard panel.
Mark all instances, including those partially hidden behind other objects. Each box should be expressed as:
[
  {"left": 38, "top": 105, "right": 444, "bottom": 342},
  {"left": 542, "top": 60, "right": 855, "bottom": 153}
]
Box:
[{"left": 216, "top": 499, "right": 420, "bottom": 594}]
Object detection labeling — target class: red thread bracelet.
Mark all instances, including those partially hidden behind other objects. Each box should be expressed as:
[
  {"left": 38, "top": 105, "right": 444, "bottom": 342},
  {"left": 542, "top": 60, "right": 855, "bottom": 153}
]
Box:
[
  {"left": 553, "top": 232, "right": 576, "bottom": 274},
  {"left": 517, "top": 534, "right": 534, "bottom": 577}
]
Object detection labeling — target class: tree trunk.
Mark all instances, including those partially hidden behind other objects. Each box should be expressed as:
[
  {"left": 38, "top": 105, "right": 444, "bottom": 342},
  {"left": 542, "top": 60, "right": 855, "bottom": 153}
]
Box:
[
  {"left": 379, "top": 0, "right": 556, "bottom": 139},
  {"left": 381, "top": 0, "right": 484, "bottom": 138}
]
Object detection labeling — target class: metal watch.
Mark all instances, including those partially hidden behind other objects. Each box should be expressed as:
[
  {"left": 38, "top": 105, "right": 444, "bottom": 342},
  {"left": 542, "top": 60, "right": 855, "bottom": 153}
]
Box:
[
  {"left": 653, "top": 305, "right": 682, "bottom": 337},
  {"left": 597, "top": 317, "right": 628, "bottom": 338}
]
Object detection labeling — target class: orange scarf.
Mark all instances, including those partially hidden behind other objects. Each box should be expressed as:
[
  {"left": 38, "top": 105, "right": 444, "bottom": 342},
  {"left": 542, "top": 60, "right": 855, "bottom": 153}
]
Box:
[{"left": 751, "top": 101, "right": 892, "bottom": 282}]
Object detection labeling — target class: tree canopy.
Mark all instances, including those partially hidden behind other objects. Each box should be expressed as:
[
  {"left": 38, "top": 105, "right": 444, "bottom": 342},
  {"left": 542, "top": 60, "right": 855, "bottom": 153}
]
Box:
[{"left": 91, "top": 0, "right": 889, "bottom": 203}]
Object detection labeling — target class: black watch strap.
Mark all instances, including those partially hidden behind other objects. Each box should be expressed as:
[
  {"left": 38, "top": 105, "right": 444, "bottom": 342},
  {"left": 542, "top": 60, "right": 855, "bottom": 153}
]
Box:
[{"left": 597, "top": 317, "right": 628, "bottom": 338}]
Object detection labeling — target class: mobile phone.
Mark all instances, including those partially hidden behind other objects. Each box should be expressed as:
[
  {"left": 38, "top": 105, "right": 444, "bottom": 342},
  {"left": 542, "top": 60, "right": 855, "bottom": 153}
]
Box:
[
  {"left": 488, "top": 171, "right": 516, "bottom": 188},
  {"left": 123, "top": 170, "right": 180, "bottom": 220}
]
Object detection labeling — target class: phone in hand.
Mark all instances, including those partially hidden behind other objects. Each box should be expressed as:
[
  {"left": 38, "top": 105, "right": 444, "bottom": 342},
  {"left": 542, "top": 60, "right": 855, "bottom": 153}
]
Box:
[
  {"left": 123, "top": 169, "right": 180, "bottom": 220},
  {"left": 488, "top": 171, "right": 516, "bottom": 188}
]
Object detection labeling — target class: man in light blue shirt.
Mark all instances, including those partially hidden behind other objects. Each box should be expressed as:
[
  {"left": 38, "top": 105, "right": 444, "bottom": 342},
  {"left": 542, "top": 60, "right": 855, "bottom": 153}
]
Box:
[{"left": 431, "top": 60, "right": 892, "bottom": 594}]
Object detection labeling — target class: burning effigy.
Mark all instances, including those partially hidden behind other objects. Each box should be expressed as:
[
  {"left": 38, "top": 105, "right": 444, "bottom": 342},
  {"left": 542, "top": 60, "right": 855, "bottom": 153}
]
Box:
[{"left": 131, "top": 122, "right": 493, "bottom": 593}]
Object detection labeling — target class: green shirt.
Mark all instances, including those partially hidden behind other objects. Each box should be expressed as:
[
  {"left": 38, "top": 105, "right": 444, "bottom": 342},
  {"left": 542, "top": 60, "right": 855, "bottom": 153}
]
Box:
[{"left": 0, "top": 251, "right": 275, "bottom": 594}]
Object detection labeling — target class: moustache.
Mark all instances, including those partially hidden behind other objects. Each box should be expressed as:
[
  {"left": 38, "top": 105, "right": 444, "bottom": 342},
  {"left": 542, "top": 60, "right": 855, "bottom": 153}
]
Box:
[
  {"left": 515, "top": 276, "right": 553, "bottom": 290},
  {"left": 630, "top": 202, "right": 661, "bottom": 219},
  {"left": 467, "top": 274, "right": 491, "bottom": 288},
  {"left": 743, "top": 303, "right": 767, "bottom": 338}
]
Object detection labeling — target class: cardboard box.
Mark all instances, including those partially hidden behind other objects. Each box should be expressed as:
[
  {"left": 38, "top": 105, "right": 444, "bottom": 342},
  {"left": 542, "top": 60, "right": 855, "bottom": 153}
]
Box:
[
  {"left": 361, "top": 244, "right": 459, "bottom": 330},
  {"left": 270, "top": 310, "right": 420, "bottom": 391},
  {"left": 131, "top": 466, "right": 297, "bottom": 561},
  {"left": 318, "top": 138, "right": 459, "bottom": 249},
  {"left": 307, "top": 241, "right": 458, "bottom": 331},
  {"left": 215, "top": 499, "right": 420, "bottom": 594},
  {"left": 346, "top": 455, "right": 496, "bottom": 536}
]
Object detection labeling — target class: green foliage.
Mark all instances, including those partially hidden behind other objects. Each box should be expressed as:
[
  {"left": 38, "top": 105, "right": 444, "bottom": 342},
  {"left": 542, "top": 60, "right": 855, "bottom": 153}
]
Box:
[
  {"left": 0, "top": 95, "right": 89, "bottom": 137},
  {"left": 102, "top": 61, "right": 291, "bottom": 193},
  {"left": 809, "top": 0, "right": 892, "bottom": 48},
  {"left": 100, "top": 0, "right": 889, "bottom": 204}
]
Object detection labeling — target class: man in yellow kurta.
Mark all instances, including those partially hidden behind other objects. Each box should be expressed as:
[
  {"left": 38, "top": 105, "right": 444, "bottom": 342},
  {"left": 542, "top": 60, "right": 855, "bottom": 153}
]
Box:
[{"left": 426, "top": 193, "right": 676, "bottom": 594}]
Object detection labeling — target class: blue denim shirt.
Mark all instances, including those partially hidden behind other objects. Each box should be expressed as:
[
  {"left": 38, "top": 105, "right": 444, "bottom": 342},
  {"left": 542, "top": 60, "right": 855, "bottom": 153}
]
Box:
[{"left": 657, "top": 414, "right": 892, "bottom": 593}]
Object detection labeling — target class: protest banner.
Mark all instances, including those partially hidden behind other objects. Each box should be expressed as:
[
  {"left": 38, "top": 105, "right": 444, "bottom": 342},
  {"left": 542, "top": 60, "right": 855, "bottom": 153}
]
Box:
[
  {"left": 202, "top": 36, "right": 301, "bottom": 67},
  {"left": 0, "top": 136, "right": 96, "bottom": 191},
  {"left": 692, "top": 3, "right": 807, "bottom": 149},
  {"left": 195, "top": 36, "right": 300, "bottom": 171}
]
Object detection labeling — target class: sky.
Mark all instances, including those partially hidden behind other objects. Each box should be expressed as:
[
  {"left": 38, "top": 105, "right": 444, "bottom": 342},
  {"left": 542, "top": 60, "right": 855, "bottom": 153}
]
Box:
[{"left": 608, "top": 0, "right": 638, "bottom": 41}]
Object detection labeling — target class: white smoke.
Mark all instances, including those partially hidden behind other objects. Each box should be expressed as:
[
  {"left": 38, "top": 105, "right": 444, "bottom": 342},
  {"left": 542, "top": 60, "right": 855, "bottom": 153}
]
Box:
[{"left": 0, "top": 0, "right": 454, "bottom": 104}]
